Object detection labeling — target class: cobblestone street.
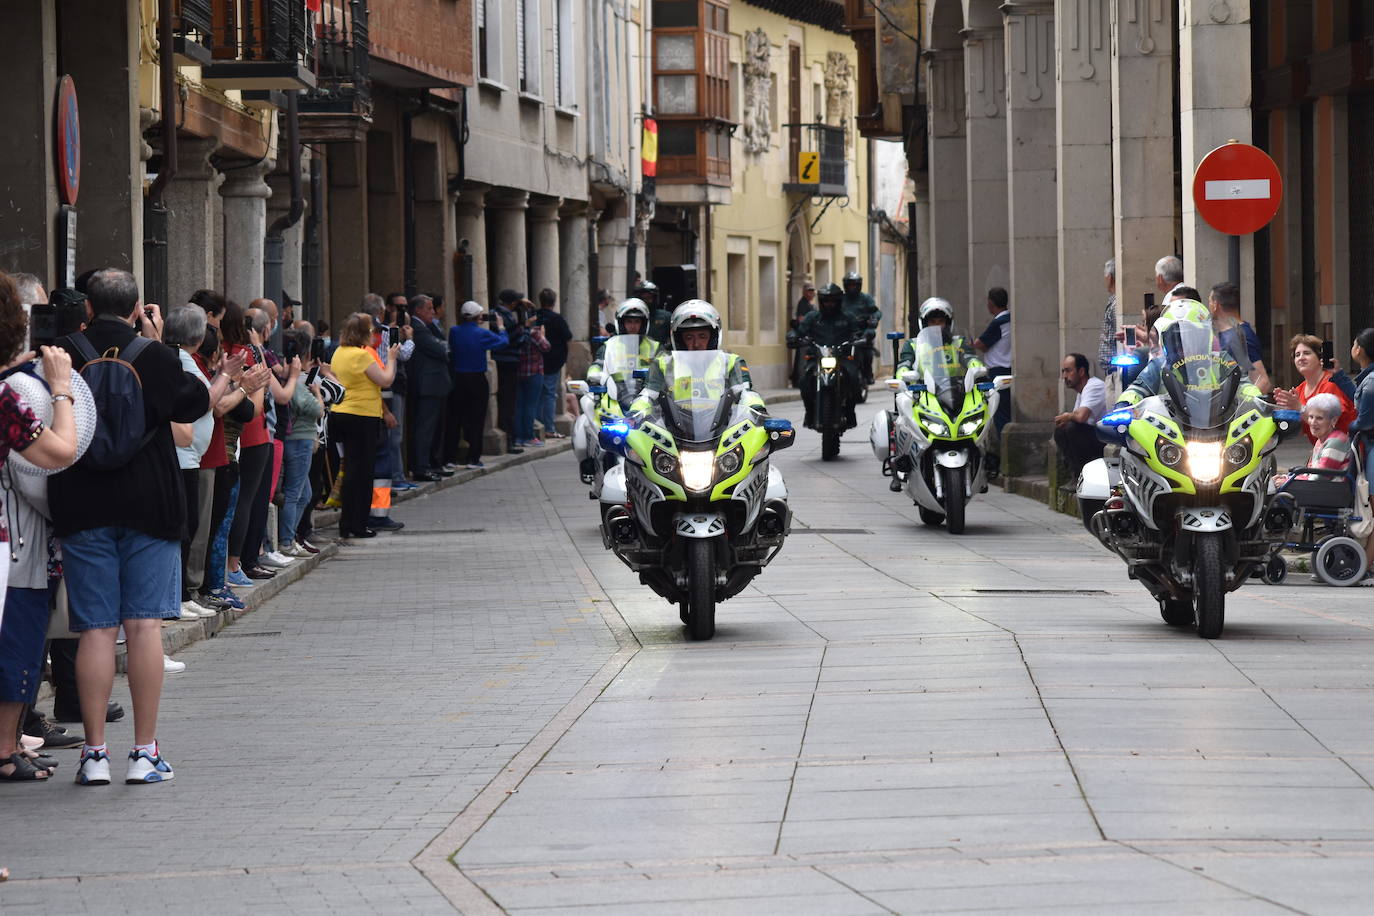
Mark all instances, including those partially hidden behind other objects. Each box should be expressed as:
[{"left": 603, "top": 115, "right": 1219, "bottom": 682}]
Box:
[{"left": 6, "top": 397, "right": 1374, "bottom": 914}]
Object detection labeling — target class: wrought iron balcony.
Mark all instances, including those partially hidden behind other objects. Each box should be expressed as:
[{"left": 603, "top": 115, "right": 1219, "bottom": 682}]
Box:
[
  {"left": 298, "top": 0, "right": 372, "bottom": 142},
  {"left": 782, "top": 123, "right": 847, "bottom": 197},
  {"left": 196, "top": 0, "right": 316, "bottom": 91}
]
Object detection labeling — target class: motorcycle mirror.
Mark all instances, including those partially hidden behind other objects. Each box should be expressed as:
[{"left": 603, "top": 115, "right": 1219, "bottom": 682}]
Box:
[
  {"left": 993, "top": 374, "right": 1013, "bottom": 391},
  {"left": 632, "top": 368, "right": 648, "bottom": 379},
  {"left": 886, "top": 331, "right": 905, "bottom": 340},
  {"left": 598, "top": 423, "right": 630, "bottom": 455},
  {"left": 568, "top": 379, "right": 589, "bottom": 395}
]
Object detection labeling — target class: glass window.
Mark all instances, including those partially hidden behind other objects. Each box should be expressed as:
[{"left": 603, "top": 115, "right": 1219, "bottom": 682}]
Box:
[
  {"left": 653, "top": 1, "right": 698, "bottom": 28},
  {"left": 656, "top": 34, "right": 696, "bottom": 71},
  {"left": 657, "top": 75, "right": 698, "bottom": 114},
  {"left": 659, "top": 123, "right": 697, "bottom": 157}
]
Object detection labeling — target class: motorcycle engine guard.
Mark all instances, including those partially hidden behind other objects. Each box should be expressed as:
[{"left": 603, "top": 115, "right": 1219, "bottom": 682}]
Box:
[
  {"left": 934, "top": 449, "right": 969, "bottom": 469},
  {"left": 674, "top": 512, "right": 726, "bottom": 539},
  {"left": 1177, "top": 506, "right": 1233, "bottom": 533}
]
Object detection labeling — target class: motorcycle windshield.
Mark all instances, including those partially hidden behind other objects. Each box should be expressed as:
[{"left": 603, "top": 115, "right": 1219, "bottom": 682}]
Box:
[
  {"left": 602, "top": 335, "right": 647, "bottom": 405},
  {"left": 1159, "top": 319, "right": 1243, "bottom": 429},
  {"left": 914, "top": 326, "right": 967, "bottom": 415},
  {"left": 658, "top": 350, "right": 735, "bottom": 443}
]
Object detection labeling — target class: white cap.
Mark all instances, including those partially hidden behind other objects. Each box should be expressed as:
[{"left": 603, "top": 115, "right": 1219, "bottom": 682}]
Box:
[{"left": 460, "top": 300, "right": 484, "bottom": 317}]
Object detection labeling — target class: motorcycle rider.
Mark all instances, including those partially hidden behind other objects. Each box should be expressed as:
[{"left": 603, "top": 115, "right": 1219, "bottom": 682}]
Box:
[
  {"left": 635, "top": 280, "right": 673, "bottom": 346},
  {"left": 842, "top": 271, "right": 881, "bottom": 384},
  {"left": 587, "top": 298, "right": 658, "bottom": 387},
  {"left": 629, "top": 299, "right": 765, "bottom": 421},
  {"left": 896, "top": 298, "right": 981, "bottom": 377},
  {"left": 1115, "top": 299, "right": 1262, "bottom": 408},
  {"left": 789, "top": 282, "right": 864, "bottom": 429}
]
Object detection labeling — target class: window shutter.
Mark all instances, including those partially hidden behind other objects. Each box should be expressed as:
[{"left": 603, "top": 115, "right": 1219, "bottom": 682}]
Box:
[
  {"left": 517, "top": 0, "right": 527, "bottom": 88},
  {"left": 553, "top": 0, "right": 562, "bottom": 104}
]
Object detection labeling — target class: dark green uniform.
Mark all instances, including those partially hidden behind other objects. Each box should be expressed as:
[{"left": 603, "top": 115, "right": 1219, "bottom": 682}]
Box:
[
  {"left": 646, "top": 309, "right": 673, "bottom": 345},
  {"left": 789, "top": 307, "right": 861, "bottom": 347},
  {"left": 841, "top": 291, "right": 880, "bottom": 328}
]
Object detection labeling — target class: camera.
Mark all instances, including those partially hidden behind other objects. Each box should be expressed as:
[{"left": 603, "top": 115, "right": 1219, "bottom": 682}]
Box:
[{"left": 144, "top": 306, "right": 155, "bottom": 321}]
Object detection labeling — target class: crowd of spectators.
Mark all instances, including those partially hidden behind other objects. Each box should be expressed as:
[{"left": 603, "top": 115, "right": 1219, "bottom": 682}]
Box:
[{"left": 0, "top": 267, "right": 576, "bottom": 785}]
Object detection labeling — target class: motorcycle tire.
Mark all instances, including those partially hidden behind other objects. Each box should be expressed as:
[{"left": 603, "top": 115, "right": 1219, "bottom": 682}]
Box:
[
  {"left": 686, "top": 538, "right": 717, "bottom": 641},
  {"left": 856, "top": 385, "right": 868, "bottom": 404},
  {"left": 1193, "top": 533, "right": 1226, "bottom": 639},
  {"left": 819, "top": 390, "right": 840, "bottom": 461},
  {"left": 1313, "top": 536, "right": 1369, "bottom": 586},
  {"left": 1159, "top": 599, "right": 1194, "bottom": 626},
  {"left": 939, "top": 465, "right": 966, "bottom": 535},
  {"left": 919, "top": 507, "right": 944, "bottom": 527}
]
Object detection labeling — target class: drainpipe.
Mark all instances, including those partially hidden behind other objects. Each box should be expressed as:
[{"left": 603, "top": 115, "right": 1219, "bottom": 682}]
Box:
[
  {"left": 144, "top": 0, "right": 178, "bottom": 306},
  {"left": 264, "top": 90, "right": 304, "bottom": 329},
  {"left": 403, "top": 102, "right": 417, "bottom": 298}
]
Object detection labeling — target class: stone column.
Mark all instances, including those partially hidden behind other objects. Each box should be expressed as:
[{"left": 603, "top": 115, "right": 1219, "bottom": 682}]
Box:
[
  {"left": 527, "top": 196, "right": 562, "bottom": 297},
  {"left": 1001, "top": 0, "right": 1059, "bottom": 478},
  {"left": 486, "top": 190, "right": 529, "bottom": 303},
  {"left": 326, "top": 144, "right": 368, "bottom": 328},
  {"left": 926, "top": 49, "right": 969, "bottom": 317},
  {"left": 1179, "top": 0, "right": 1253, "bottom": 300},
  {"left": 1056, "top": 0, "right": 1115, "bottom": 371},
  {"left": 911, "top": 171, "right": 932, "bottom": 329},
  {"left": 454, "top": 184, "right": 489, "bottom": 305},
  {"left": 962, "top": 25, "right": 1009, "bottom": 327},
  {"left": 220, "top": 159, "right": 274, "bottom": 306},
  {"left": 0, "top": 1, "right": 57, "bottom": 279},
  {"left": 555, "top": 201, "right": 591, "bottom": 433},
  {"left": 1111, "top": 0, "right": 1176, "bottom": 315},
  {"left": 167, "top": 138, "right": 222, "bottom": 305},
  {"left": 597, "top": 205, "right": 632, "bottom": 303}
]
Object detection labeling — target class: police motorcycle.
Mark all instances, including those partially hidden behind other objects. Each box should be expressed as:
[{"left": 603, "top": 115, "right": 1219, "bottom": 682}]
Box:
[
  {"left": 870, "top": 326, "right": 1007, "bottom": 534},
  {"left": 596, "top": 346, "right": 795, "bottom": 641},
  {"left": 1077, "top": 313, "right": 1300, "bottom": 638},
  {"left": 569, "top": 334, "right": 652, "bottom": 496}
]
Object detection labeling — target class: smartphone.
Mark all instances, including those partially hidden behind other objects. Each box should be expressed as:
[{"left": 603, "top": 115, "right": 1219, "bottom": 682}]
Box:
[
  {"left": 29, "top": 303, "right": 57, "bottom": 349},
  {"left": 1321, "top": 339, "right": 1334, "bottom": 369},
  {"left": 1143, "top": 292, "right": 1155, "bottom": 310},
  {"left": 311, "top": 337, "right": 325, "bottom": 361},
  {"left": 1124, "top": 326, "right": 1137, "bottom": 348},
  {"left": 245, "top": 315, "right": 256, "bottom": 334},
  {"left": 387, "top": 326, "right": 400, "bottom": 347},
  {"left": 282, "top": 336, "right": 299, "bottom": 361},
  {"left": 304, "top": 366, "right": 320, "bottom": 387}
]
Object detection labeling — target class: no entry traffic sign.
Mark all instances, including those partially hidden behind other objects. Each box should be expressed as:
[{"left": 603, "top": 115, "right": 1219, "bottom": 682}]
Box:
[{"left": 1192, "top": 141, "right": 1283, "bottom": 236}]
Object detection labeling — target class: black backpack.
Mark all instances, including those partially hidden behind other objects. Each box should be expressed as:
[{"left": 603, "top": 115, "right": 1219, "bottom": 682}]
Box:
[{"left": 69, "top": 332, "right": 154, "bottom": 470}]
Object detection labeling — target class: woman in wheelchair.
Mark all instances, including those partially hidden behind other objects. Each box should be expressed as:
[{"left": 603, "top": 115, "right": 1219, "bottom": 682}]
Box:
[{"left": 1272, "top": 393, "right": 1352, "bottom": 489}]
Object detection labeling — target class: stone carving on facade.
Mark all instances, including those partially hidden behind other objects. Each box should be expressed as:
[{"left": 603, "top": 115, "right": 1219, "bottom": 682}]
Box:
[
  {"left": 823, "top": 51, "right": 853, "bottom": 146},
  {"left": 927, "top": 51, "right": 965, "bottom": 138},
  {"left": 742, "top": 29, "right": 772, "bottom": 155},
  {"left": 1005, "top": 6, "right": 1054, "bottom": 102},
  {"left": 963, "top": 29, "right": 1006, "bottom": 119},
  {"left": 1122, "top": 0, "right": 1168, "bottom": 55},
  {"left": 1064, "top": 0, "right": 1108, "bottom": 80}
]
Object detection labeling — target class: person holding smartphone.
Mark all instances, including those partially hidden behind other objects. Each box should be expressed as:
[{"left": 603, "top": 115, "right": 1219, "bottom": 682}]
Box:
[
  {"left": 448, "top": 301, "right": 508, "bottom": 468},
  {"left": 328, "top": 313, "right": 399, "bottom": 538},
  {"left": 512, "top": 299, "right": 550, "bottom": 448},
  {"left": 276, "top": 326, "right": 325, "bottom": 556}
]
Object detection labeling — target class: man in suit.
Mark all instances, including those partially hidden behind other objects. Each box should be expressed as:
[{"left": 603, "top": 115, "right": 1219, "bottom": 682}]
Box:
[{"left": 407, "top": 295, "right": 454, "bottom": 481}]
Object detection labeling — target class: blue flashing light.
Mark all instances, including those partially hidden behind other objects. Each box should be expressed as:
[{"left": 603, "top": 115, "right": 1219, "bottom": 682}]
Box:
[
  {"left": 1101, "top": 408, "right": 1134, "bottom": 427},
  {"left": 886, "top": 331, "right": 905, "bottom": 340},
  {"left": 588, "top": 385, "right": 607, "bottom": 395},
  {"left": 602, "top": 422, "right": 630, "bottom": 436},
  {"left": 1110, "top": 354, "right": 1141, "bottom": 367},
  {"left": 598, "top": 422, "right": 631, "bottom": 454},
  {"left": 592, "top": 336, "right": 609, "bottom": 345},
  {"left": 632, "top": 368, "right": 648, "bottom": 379},
  {"left": 976, "top": 381, "right": 994, "bottom": 392},
  {"left": 908, "top": 383, "right": 927, "bottom": 393},
  {"left": 1272, "top": 409, "right": 1301, "bottom": 423},
  {"left": 762, "top": 417, "right": 793, "bottom": 433}
]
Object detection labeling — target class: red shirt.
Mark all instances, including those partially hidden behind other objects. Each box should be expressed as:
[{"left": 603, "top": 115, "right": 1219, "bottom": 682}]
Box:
[
  {"left": 194, "top": 351, "right": 228, "bottom": 469},
  {"left": 234, "top": 344, "right": 270, "bottom": 448},
  {"left": 1296, "top": 371, "right": 1357, "bottom": 444}
]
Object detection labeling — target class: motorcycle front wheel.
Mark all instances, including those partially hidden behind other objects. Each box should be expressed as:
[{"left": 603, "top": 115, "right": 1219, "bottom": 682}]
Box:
[
  {"left": 939, "top": 465, "right": 966, "bottom": 535},
  {"left": 1193, "top": 533, "right": 1226, "bottom": 638},
  {"left": 686, "top": 538, "right": 717, "bottom": 641},
  {"left": 819, "top": 389, "right": 840, "bottom": 461}
]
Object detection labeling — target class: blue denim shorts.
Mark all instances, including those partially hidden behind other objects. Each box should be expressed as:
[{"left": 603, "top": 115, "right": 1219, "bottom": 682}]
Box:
[
  {"left": 62, "top": 527, "right": 181, "bottom": 631},
  {"left": 0, "top": 587, "right": 50, "bottom": 703}
]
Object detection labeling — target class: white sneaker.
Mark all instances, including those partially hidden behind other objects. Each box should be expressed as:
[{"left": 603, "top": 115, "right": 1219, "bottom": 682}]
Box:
[
  {"left": 125, "top": 747, "right": 174, "bottom": 784},
  {"left": 189, "top": 596, "right": 220, "bottom": 617},
  {"left": 20, "top": 733, "right": 44, "bottom": 751},
  {"left": 260, "top": 550, "right": 295, "bottom": 568},
  {"left": 76, "top": 748, "right": 111, "bottom": 786},
  {"left": 178, "top": 601, "right": 201, "bottom": 620},
  {"left": 163, "top": 655, "right": 186, "bottom": 674}
]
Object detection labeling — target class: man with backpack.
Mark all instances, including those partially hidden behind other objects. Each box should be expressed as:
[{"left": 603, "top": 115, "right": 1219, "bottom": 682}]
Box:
[{"left": 49, "top": 268, "right": 218, "bottom": 786}]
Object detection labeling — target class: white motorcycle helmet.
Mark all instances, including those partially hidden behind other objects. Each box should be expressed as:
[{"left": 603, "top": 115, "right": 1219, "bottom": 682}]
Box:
[
  {"left": 614, "top": 297, "right": 650, "bottom": 335},
  {"left": 919, "top": 297, "right": 954, "bottom": 328},
  {"left": 670, "top": 299, "right": 722, "bottom": 350}
]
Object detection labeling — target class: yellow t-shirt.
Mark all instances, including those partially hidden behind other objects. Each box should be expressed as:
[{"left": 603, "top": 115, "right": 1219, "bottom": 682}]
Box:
[{"left": 330, "top": 346, "right": 383, "bottom": 418}]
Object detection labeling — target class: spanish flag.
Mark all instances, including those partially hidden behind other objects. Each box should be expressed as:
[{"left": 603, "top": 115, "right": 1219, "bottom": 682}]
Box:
[{"left": 642, "top": 118, "right": 658, "bottom": 178}]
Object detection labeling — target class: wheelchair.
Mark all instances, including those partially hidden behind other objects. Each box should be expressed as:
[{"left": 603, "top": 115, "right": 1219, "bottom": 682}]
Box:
[{"left": 1263, "top": 459, "right": 1370, "bottom": 587}]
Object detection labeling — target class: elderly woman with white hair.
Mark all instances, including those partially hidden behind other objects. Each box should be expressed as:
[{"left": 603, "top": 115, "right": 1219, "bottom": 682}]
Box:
[{"left": 1272, "top": 392, "right": 1353, "bottom": 492}]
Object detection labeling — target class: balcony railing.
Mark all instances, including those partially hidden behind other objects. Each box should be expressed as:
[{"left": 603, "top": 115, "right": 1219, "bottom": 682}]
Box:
[
  {"left": 192, "top": 0, "right": 315, "bottom": 90},
  {"left": 298, "top": 1, "right": 372, "bottom": 142},
  {"left": 782, "top": 123, "right": 847, "bottom": 197}
]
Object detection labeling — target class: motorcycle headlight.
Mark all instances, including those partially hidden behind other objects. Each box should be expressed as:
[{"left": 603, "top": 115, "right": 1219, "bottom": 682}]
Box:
[
  {"left": 820, "top": 356, "right": 838, "bottom": 370},
  {"left": 959, "top": 419, "right": 981, "bottom": 436},
  {"left": 922, "top": 416, "right": 948, "bottom": 437},
  {"left": 1157, "top": 442, "right": 1183, "bottom": 467},
  {"left": 652, "top": 450, "right": 677, "bottom": 476},
  {"left": 1186, "top": 440, "right": 1224, "bottom": 483},
  {"left": 716, "top": 446, "right": 743, "bottom": 477},
  {"left": 1225, "top": 438, "right": 1251, "bottom": 467},
  {"left": 679, "top": 450, "right": 715, "bottom": 491}
]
